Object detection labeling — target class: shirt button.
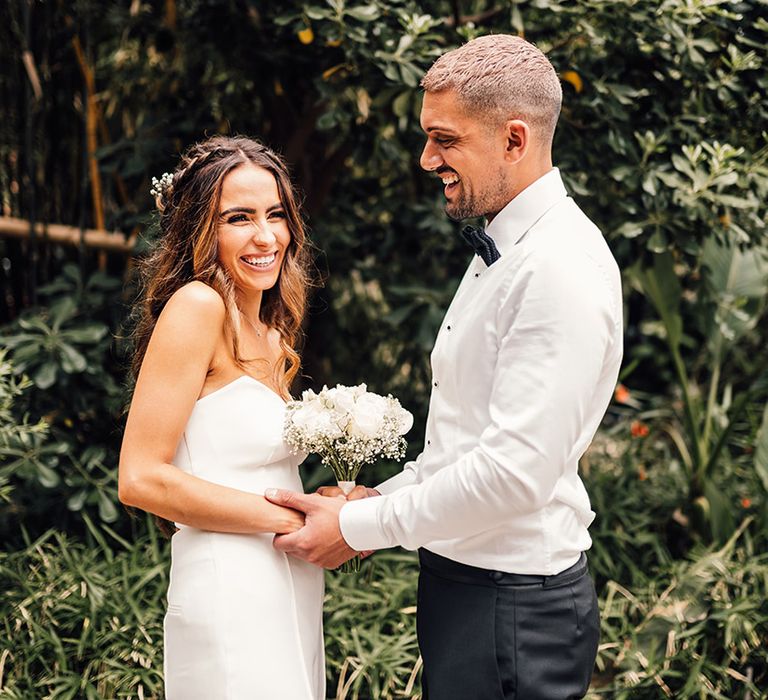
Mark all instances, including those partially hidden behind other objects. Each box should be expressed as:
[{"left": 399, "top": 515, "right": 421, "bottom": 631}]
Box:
[
  {"left": 433, "top": 381, "right": 439, "bottom": 388},
  {"left": 474, "top": 273, "right": 480, "bottom": 278},
  {"left": 446, "top": 325, "right": 452, "bottom": 331},
  {"left": 427, "top": 440, "right": 431, "bottom": 446}
]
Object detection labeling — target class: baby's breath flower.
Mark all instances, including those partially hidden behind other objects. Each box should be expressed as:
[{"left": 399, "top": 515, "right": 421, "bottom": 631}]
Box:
[{"left": 149, "top": 172, "right": 174, "bottom": 199}]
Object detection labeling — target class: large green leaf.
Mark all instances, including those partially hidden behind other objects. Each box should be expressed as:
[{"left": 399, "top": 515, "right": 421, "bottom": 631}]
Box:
[
  {"left": 703, "top": 480, "right": 736, "bottom": 545},
  {"left": 58, "top": 343, "right": 88, "bottom": 374},
  {"left": 17, "top": 316, "right": 50, "bottom": 333},
  {"left": 49, "top": 296, "right": 79, "bottom": 331},
  {"left": 631, "top": 252, "right": 683, "bottom": 350},
  {"left": 34, "top": 361, "right": 58, "bottom": 390},
  {"left": 35, "top": 461, "right": 60, "bottom": 488},
  {"left": 755, "top": 403, "right": 768, "bottom": 494},
  {"left": 97, "top": 490, "right": 119, "bottom": 523},
  {"left": 67, "top": 489, "right": 88, "bottom": 512},
  {"left": 64, "top": 324, "right": 109, "bottom": 344},
  {"left": 702, "top": 238, "right": 768, "bottom": 348}
]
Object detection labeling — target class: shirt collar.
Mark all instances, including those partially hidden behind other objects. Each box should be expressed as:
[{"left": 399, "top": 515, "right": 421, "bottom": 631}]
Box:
[{"left": 484, "top": 168, "right": 568, "bottom": 255}]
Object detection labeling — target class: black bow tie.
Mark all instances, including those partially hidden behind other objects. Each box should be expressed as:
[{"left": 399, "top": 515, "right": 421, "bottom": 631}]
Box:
[{"left": 461, "top": 225, "right": 501, "bottom": 267}]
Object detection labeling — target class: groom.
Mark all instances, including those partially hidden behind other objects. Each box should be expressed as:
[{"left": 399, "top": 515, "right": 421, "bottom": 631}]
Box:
[{"left": 267, "top": 35, "right": 623, "bottom": 699}]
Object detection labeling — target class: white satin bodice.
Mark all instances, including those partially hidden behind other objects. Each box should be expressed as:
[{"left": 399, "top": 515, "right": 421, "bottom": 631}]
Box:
[{"left": 172, "top": 375, "right": 304, "bottom": 498}]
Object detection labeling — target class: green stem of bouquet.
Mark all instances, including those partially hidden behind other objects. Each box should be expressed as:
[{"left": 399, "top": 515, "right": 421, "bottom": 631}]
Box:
[
  {"left": 324, "top": 446, "right": 362, "bottom": 483},
  {"left": 324, "top": 446, "right": 363, "bottom": 573}
]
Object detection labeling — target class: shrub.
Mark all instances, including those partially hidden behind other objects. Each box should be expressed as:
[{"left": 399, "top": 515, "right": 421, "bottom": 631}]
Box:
[
  {"left": 0, "top": 520, "right": 166, "bottom": 699},
  {"left": 1, "top": 266, "right": 125, "bottom": 540}
]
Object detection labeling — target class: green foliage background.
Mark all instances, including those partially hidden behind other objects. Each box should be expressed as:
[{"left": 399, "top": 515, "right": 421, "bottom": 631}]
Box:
[{"left": 1, "top": 1, "right": 767, "bottom": 698}]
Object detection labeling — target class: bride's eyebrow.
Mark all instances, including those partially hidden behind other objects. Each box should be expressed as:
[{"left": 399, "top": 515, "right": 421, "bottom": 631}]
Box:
[
  {"left": 220, "top": 206, "right": 256, "bottom": 216},
  {"left": 219, "top": 203, "right": 283, "bottom": 216}
]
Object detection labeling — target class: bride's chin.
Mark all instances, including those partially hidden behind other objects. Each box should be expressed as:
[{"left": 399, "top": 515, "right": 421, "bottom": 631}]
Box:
[{"left": 244, "top": 276, "right": 281, "bottom": 293}]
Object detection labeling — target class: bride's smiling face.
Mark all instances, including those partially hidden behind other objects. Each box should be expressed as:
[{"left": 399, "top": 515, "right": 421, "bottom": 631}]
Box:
[{"left": 216, "top": 163, "right": 291, "bottom": 299}]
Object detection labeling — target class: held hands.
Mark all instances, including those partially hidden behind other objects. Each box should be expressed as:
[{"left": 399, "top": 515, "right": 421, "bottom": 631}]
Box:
[
  {"left": 264, "top": 485, "right": 380, "bottom": 568},
  {"left": 316, "top": 485, "right": 379, "bottom": 560},
  {"left": 265, "top": 489, "right": 354, "bottom": 568},
  {"left": 272, "top": 503, "right": 306, "bottom": 534}
]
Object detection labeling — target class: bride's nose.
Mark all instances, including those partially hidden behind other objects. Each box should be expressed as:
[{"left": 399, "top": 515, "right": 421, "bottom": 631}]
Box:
[{"left": 249, "top": 220, "right": 277, "bottom": 245}]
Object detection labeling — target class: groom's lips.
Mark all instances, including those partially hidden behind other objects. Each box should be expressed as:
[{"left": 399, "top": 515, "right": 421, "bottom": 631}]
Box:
[{"left": 437, "top": 169, "right": 460, "bottom": 198}]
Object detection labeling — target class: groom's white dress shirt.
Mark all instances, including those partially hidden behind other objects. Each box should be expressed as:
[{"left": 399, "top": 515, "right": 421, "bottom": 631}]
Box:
[{"left": 340, "top": 168, "right": 623, "bottom": 575}]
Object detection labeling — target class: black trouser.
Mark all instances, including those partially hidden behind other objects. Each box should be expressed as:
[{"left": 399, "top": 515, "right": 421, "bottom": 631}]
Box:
[{"left": 417, "top": 549, "right": 599, "bottom": 700}]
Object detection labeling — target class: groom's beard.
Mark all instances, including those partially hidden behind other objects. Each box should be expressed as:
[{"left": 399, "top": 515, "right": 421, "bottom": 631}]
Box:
[{"left": 445, "top": 167, "right": 509, "bottom": 222}]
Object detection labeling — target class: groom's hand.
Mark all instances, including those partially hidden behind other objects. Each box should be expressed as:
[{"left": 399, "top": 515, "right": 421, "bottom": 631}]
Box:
[
  {"left": 315, "top": 485, "right": 380, "bottom": 559},
  {"left": 265, "top": 489, "right": 357, "bottom": 569}
]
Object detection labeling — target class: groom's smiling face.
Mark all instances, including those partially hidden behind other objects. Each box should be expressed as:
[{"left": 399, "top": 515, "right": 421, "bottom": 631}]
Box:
[{"left": 419, "top": 90, "right": 511, "bottom": 222}]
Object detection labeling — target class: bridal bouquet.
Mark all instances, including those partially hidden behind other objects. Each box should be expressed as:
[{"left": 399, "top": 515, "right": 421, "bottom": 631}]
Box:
[{"left": 283, "top": 383, "right": 413, "bottom": 571}]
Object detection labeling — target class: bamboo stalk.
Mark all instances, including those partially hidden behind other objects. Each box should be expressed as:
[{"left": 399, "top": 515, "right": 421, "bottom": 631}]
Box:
[
  {"left": 21, "top": 50, "right": 43, "bottom": 101},
  {"left": 67, "top": 16, "right": 132, "bottom": 233},
  {"left": 71, "top": 34, "right": 107, "bottom": 268},
  {"left": 0, "top": 216, "right": 133, "bottom": 253},
  {"left": 165, "top": 0, "right": 177, "bottom": 29}
]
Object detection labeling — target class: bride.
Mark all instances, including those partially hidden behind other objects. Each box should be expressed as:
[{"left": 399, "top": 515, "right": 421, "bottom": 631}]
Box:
[{"left": 119, "top": 135, "right": 325, "bottom": 698}]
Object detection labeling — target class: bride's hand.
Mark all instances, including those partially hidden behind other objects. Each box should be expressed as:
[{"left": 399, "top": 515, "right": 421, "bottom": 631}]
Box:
[
  {"left": 316, "top": 485, "right": 381, "bottom": 501},
  {"left": 274, "top": 505, "right": 305, "bottom": 534}
]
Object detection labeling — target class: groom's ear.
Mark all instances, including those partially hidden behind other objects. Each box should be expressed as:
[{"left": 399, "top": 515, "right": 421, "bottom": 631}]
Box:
[{"left": 504, "top": 120, "right": 530, "bottom": 163}]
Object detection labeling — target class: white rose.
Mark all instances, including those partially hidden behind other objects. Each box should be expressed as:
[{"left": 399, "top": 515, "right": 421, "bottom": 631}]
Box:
[
  {"left": 301, "top": 388, "right": 319, "bottom": 402},
  {"left": 291, "top": 402, "right": 344, "bottom": 439},
  {"left": 323, "top": 385, "right": 357, "bottom": 417},
  {"left": 392, "top": 404, "right": 414, "bottom": 435},
  {"left": 348, "top": 393, "right": 389, "bottom": 438}
]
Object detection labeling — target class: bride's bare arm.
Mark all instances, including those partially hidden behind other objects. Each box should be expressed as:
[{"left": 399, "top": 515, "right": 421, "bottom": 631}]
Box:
[{"left": 119, "top": 282, "right": 302, "bottom": 534}]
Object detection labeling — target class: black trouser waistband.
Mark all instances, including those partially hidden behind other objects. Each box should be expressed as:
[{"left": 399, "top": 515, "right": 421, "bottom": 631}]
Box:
[{"left": 418, "top": 549, "right": 588, "bottom": 589}]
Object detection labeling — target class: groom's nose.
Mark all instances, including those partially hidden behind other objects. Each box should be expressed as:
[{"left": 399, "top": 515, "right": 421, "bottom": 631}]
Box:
[{"left": 420, "top": 139, "right": 442, "bottom": 172}]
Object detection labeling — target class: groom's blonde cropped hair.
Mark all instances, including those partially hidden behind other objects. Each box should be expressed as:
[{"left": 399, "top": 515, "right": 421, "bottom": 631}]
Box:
[{"left": 421, "top": 35, "right": 562, "bottom": 146}]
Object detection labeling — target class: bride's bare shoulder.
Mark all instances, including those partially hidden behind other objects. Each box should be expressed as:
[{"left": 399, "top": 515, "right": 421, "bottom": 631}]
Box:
[
  {"left": 165, "top": 281, "right": 225, "bottom": 319},
  {"left": 168, "top": 280, "right": 224, "bottom": 306},
  {"left": 153, "top": 282, "right": 226, "bottom": 345}
]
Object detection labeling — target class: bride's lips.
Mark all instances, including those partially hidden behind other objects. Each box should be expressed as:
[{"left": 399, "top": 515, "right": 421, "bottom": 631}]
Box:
[{"left": 239, "top": 252, "right": 279, "bottom": 273}]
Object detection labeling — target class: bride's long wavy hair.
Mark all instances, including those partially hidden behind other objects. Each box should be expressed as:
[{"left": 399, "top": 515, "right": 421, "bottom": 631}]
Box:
[{"left": 130, "top": 135, "right": 311, "bottom": 398}]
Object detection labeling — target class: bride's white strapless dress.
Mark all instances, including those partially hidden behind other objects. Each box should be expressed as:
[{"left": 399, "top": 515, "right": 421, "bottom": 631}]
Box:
[{"left": 163, "top": 376, "right": 325, "bottom": 699}]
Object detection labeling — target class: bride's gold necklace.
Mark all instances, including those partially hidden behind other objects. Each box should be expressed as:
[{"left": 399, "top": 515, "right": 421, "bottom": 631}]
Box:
[
  {"left": 239, "top": 311, "right": 280, "bottom": 392},
  {"left": 240, "top": 311, "right": 265, "bottom": 338}
]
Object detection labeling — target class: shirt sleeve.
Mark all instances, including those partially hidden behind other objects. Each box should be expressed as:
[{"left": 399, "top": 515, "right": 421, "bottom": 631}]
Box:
[
  {"left": 375, "top": 454, "right": 421, "bottom": 495},
  {"left": 339, "top": 248, "right": 619, "bottom": 552}
]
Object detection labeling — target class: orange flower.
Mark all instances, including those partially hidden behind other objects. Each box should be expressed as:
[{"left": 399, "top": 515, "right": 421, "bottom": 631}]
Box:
[
  {"left": 561, "top": 70, "right": 584, "bottom": 93},
  {"left": 298, "top": 27, "right": 314, "bottom": 45},
  {"left": 741, "top": 498, "right": 751, "bottom": 509},
  {"left": 637, "top": 465, "right": 648, "bottom": 481},
  {"left": 630, "top": 420, "right": 649, "bottom": 438},
  {"left": 615, "top": 383, "right": 630, "bottom": 404}
]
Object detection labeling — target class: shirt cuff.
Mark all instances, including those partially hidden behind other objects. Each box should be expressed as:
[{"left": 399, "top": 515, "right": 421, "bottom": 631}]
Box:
[
  {"left": 375, "top": 467, "right": 417, "bottom": 495},
  {"left": 339, "top": 495, "right": 393, "bottom": 552}
]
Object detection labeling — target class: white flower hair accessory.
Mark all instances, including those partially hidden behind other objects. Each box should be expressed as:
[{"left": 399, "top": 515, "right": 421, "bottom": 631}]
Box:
[{"left": 149, "top": 172, "right": 174, "bottom": 204}]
